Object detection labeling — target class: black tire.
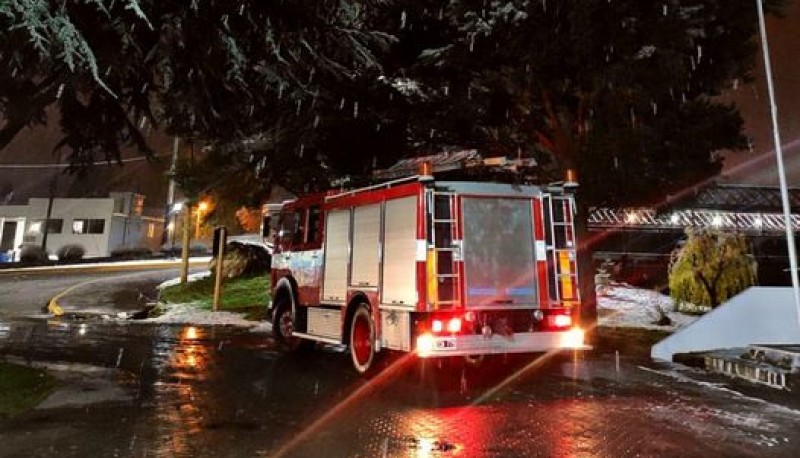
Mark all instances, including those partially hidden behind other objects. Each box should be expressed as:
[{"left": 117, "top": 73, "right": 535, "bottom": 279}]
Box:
[
  {"left": 349, "top": 303, "right": 377, "bottom": 375},
  {"left": 272, "top": 298, "right": 308, "bottom": 351}
]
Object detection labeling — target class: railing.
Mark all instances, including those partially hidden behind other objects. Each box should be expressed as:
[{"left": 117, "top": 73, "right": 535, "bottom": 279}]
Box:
[{"left": 588, "top": 207, "right": 800, "bottom": 234}]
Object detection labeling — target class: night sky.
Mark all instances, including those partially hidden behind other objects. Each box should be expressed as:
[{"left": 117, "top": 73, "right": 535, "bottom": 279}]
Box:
[
  {"left": 1, "top": 3, "right": 799, "bottom": 209},
  {"left": 720, "top": 0, "right": 800, "bottom": 187}
]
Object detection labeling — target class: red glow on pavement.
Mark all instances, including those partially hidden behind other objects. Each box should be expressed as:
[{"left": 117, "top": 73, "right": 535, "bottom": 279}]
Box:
[{"left": 270, "top": 352, "right": 418, "bottom": 458}]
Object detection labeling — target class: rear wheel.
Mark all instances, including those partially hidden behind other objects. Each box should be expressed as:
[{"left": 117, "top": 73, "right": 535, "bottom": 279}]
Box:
[{"left": 350, "top": 304, "right": 376, "bottom": 375}]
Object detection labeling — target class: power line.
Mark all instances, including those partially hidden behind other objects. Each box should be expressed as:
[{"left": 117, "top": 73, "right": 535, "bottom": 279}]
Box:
[{"left": 0, "top": 153, "right": 169, "bottom": 169}]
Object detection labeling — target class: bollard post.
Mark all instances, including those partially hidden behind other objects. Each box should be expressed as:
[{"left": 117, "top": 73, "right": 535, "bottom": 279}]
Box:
[{"left": 180, "top": 206, "right": 190, "bottom": 284}]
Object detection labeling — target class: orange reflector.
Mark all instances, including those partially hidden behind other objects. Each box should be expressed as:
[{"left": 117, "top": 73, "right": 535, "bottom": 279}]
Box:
[
  {"left": 558, "top": 251, "right": 574, "bottom": 300},
  {"left": 427, "top": 248, "right": 438, "bottom": 307}
]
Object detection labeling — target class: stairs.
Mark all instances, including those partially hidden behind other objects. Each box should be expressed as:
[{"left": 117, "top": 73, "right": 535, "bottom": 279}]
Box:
[{"left": 676, "top": 344, "right": 800, "bottom": 391}]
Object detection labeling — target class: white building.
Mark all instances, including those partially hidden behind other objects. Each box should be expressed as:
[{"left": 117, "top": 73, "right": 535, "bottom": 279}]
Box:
[{"left": 0, "top": 192, "right": 164, "bottom": 261}]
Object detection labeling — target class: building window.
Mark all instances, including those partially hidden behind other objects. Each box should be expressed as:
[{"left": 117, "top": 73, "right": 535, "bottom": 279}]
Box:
[
  {"left": 31, "top": 219, "right": 63, "bottom": 234},
  {"left": 72, "top": 219, "right": 105, "bottom": 234},
  {"left": 113, "top": 198, "right": 125, "bottom": 214}
]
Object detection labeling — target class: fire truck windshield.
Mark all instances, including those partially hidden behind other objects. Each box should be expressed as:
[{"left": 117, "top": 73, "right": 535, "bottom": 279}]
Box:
[{"left": 461, "top": 197, "right": 537, "bottom": 307}]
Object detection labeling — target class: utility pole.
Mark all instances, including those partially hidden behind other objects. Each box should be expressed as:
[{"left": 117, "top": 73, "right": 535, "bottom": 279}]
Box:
[
  {"left": 163, "top": 137, "right": 180, "bottom": 246},
  {"left": 167, "top": 137, "right": 179, "bottom": 208},
  {"left": 41, "top": 166, "right": 60, "bottom": 253}
]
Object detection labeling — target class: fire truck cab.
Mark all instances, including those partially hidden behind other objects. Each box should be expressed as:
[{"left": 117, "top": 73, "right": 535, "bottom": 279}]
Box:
[{"left": 269, "top": 172, "right": 588, "bottom": 374}]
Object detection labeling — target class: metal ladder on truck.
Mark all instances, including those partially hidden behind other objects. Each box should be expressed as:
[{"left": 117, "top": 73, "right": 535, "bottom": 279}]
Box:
[
  {"left": 428, "top": 191, "right": 462, "bottom": 309},
  {"left": 544, "top": 194, "right": 580, "bottom": 308}
]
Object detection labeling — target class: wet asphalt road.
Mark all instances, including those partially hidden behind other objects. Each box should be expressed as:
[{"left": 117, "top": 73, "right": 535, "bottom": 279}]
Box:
[
  {"left": 1, "top": 317, "right": 799, "bottom": 458},
  {"left": 0, "top": 263, "right": 207, "bottom": 316},
  {"left": 1, "top": 267, "right": 799, "bottom": 457}
]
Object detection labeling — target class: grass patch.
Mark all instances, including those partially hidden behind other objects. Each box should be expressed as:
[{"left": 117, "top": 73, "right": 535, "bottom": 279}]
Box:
[
  {"left": 0, "top": 362, "right": 58, "bottom": 418},
  {"left": 596, "top": 326, "right": 671, "bottom": 359},
  {"left": 159, "top": 274, "right": 270, "bottom": 319}
]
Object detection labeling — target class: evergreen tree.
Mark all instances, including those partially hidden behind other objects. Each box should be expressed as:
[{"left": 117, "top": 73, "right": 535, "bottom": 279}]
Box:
[
  {"left": 379, "top": 0, "right": 783, "bottom": 330},
  {"left": 2, "top": 1, "right": 786, "bottom": 203},
  {"left": 669, "top": 229, "right": 757, "bottom": 309},
  {"left": 0, "top": 0, "right": 397, "bottom": 196},
  {"left": 391, "top": 0, "right": 785, "bottom": 205}
]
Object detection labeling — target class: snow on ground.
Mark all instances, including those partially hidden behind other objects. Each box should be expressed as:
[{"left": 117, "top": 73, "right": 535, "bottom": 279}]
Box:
[
  {"left": 598, "top": 283, "right": 700, "bottom": 332},
  {"left": 157, "top": 271, "right": 212, "bottom": 289},
  {"left": 152, "top": 272, "right": 698, "bottom": 333},
  {"left": 149, "top": 272, "right": 271, "bottom": 332},
  {"left": 145, "top": 302, "right": 260, "bottom": 327}
]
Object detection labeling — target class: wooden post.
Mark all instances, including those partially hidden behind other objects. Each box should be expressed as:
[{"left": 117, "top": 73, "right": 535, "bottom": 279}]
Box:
[
  {"left": 212, "top": 226, "right": 227, "bottom": 311},
  {"left": 180, "top": 205, "right": 190, "bottom": 284}
]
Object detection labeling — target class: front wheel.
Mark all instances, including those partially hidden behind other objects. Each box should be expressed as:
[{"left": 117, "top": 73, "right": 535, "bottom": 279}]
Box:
[
  {"left": 273, "top": 299, "right": 306, "bottom": 351},
  {"left": 349, "top": 304, "right": 376, "bottom": 375}
]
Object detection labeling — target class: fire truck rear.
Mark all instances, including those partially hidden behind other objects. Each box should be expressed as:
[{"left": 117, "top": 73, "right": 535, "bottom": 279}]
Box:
[{"left": 268, "top": 171, "right": 588, "bottom": 374}]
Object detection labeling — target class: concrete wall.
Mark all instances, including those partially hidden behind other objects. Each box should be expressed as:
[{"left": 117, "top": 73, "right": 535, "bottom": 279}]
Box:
[
  {"left": 108, "top": 216, "right": 163, "bottom": 253},
  {"left": 652, "top": 287, "right": 800, "bottom": 361}
]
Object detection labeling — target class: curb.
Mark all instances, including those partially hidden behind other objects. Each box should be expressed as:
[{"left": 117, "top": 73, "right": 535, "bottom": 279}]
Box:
[{"left": 2, "top": 258, "right": 211, "bottom": 276}]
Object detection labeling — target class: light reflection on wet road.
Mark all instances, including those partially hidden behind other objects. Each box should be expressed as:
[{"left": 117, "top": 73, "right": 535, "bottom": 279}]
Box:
[{"left": 0, "top": 318, "right": 798, "bottom": 458}]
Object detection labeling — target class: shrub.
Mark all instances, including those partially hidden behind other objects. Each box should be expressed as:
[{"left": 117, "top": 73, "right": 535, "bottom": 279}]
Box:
[
  {"left": 19, "top": 245, "right": 49, "bottom": 264},
  {"left": 111, "top": 246, "right": 153, "bottom": 259},
  {"left": 57, "top": 244, "right": 86, "bottom": 262},
  {"left": 209, "top": 242, "right": 271, "bottom": 278},
  {"left": 669, "top": 229, "right": 756, "bottom": 309}
]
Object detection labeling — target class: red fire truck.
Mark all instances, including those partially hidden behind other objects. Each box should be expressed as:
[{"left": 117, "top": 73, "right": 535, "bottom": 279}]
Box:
[{"left": 268, "top": 167, "right": 588, "bottom": 374}]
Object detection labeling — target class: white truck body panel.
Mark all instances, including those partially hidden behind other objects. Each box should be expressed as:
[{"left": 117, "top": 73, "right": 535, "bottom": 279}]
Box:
[
  {"left": 322, "top": 209, "right": 350, "bottom": 302},
  {"left": 381, "top": 196, "right": 418, "bottom": 307},
  {"left": 350, "top": 204, "right": 381, "bottom": 288}
]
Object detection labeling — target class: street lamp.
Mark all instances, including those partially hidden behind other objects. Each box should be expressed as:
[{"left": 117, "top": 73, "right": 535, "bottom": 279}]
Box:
[
  {"left": 169, "top": 202, "right": 184, "bottom": 257},
  {"left": 167, "top": 221, "right": 176, "bottom": 257},
  {"left": 196, "top": 201, "right": 209, "bottom": 238}
]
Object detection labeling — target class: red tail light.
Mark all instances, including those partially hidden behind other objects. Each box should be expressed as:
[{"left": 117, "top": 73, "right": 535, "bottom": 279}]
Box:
[
  {"left": 547, "top": 314, "right": 572, "bottom": 329},
  {"left": 447, "top": 317, "right": 462, "bottom": 333},
  {"left": 430, "top": 316, "right": 462, "bottom": 334}
]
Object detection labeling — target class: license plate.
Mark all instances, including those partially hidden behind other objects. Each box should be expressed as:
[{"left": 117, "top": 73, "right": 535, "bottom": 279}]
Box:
[{"left": 435, "top": 337, "right": 456, "bottom": 350}]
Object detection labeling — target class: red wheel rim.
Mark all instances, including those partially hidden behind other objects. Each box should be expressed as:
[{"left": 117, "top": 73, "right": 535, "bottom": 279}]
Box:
[{"left": 352, "top": 313, "right": 371, "bottom": 365}]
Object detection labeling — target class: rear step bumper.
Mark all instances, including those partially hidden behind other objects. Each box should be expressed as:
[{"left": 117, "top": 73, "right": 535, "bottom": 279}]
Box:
[{"left": 417, "top": 330, "right": 590, "bottom": 358}]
